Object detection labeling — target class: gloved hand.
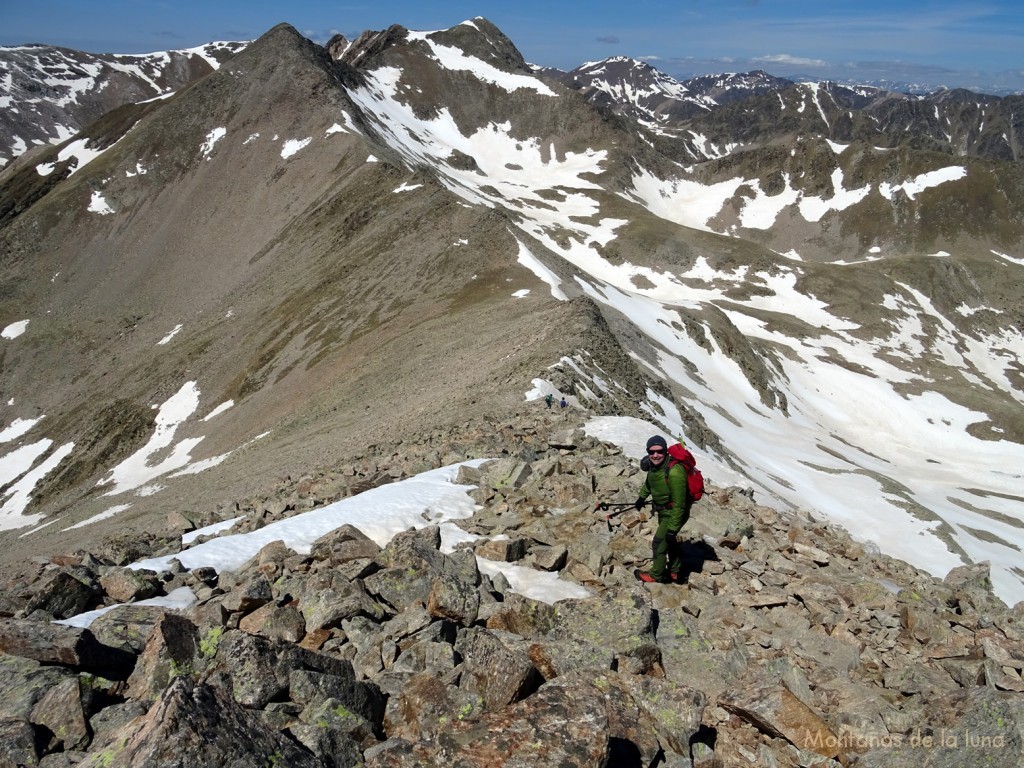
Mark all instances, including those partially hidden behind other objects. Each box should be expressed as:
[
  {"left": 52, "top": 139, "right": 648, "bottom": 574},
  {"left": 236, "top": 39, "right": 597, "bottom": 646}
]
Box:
[
  {"left": 634, "top": 497, "right": 646, "bottom": 511},
  {"left": 665, "top": 531, "right": 677, "bottom": 544}
]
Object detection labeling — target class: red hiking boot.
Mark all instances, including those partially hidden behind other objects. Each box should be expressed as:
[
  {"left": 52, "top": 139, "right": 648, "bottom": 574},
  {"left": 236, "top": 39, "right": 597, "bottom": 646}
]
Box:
[{"left": 634, "top": 569, "right": 668, "bottom": 584}]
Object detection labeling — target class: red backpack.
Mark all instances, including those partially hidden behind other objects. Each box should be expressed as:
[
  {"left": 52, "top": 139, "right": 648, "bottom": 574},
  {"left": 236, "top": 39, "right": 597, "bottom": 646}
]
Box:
[{"left": 665, "top": 443, "right": 705, "bottom": 502}]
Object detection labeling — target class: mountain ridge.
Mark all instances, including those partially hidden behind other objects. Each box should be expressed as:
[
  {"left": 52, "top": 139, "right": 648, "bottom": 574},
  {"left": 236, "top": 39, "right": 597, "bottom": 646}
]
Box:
[{"left": 1, "top": 19, "right": 1023, "bottom": 607}]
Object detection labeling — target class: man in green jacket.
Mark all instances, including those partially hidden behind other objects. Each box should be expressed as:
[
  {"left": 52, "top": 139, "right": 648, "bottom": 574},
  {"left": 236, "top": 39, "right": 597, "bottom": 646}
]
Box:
[{"left": 634, "top": 435, "right": 690, "bottom": 584}]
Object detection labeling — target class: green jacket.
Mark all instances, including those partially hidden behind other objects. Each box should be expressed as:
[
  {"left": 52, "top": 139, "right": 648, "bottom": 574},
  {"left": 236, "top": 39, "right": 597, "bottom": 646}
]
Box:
[{"left": 638, "top": 460, "right": 689, "bottom": 532}]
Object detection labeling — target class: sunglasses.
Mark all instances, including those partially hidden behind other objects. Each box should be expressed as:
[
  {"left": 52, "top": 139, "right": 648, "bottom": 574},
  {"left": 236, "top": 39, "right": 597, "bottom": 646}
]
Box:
[{"left": 647, "top": 448, "right": 665, "bottom": 455}]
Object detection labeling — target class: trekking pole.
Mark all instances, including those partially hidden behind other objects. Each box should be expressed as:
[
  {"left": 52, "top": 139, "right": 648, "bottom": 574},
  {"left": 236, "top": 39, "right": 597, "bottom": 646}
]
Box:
[{"left": 594, "top": 500, "right": 644, "bottom": 522}]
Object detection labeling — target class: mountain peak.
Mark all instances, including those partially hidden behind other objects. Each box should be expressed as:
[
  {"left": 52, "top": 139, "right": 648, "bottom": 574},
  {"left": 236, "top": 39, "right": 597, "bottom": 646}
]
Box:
[{"left": 2, "top": 14, "right": 1023, "bottom": 629}]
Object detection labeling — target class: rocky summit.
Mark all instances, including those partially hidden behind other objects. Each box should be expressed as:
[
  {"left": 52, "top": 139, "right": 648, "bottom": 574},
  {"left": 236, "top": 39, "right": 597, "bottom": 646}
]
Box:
[{"left": 0, "top": 407, "right": 1022, "bottom": 767}]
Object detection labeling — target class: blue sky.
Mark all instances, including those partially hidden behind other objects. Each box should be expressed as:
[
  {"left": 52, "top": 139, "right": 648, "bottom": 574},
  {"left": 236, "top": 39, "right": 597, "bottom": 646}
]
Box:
[{"left": 2, "top": 1, "right": 1023, "bottom": 92}]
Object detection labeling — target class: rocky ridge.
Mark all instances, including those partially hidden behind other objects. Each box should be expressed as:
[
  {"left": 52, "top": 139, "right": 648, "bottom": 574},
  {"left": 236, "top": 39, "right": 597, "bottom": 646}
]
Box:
[{"left": 0, "top": 405, "right": 1021, "bottom": 767}]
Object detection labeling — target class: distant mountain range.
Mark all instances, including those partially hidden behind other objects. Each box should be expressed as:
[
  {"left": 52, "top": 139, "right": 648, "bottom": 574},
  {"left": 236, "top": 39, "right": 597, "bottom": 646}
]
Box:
[{"left": 541, "top": 56, "right": 1024, "bottom": 163}]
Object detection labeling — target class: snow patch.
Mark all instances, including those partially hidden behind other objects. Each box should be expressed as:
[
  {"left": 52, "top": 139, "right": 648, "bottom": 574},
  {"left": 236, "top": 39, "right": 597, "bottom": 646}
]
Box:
[{"left": 1, "top": 320, "right": 29, "bottom": 339}]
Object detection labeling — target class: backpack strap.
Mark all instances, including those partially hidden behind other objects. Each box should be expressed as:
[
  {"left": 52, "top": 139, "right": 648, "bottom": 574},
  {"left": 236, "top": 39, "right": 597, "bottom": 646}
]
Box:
[{"left": 663, "top": 458, "right": 692, "bottom": 502}]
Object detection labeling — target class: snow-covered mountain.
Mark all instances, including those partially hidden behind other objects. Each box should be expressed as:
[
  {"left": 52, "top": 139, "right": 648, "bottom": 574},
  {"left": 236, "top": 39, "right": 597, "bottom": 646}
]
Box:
[
  {"left": 541, "top": 57, "right": 791, "bottom": 129},
  {"left": 554, "top": 56, "right": 1024, "bottom": 163},
  {"left": 0, "top": 40, "right": 247, "bottom": 168},
  {"left": 1, "top": 20, "right": 1022, "bottom": 605}
]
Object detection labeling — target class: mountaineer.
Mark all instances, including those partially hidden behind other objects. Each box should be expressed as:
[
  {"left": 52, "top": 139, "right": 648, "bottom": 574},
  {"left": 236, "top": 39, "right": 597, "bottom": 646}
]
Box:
[{"left": 633, "top": 435, "right": 691, "bottom": 584}]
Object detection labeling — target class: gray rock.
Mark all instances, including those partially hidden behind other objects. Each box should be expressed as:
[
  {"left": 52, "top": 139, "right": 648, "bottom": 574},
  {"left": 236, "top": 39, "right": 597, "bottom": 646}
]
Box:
[
  {"left": 390, "top": 639, "right": 456, "bottom": 675},
  {"left": 0, "top": 618, "right": 134, "bottom": 679},
  {"left": 88, "top": 604, "right": 167, "bottom": 655},
  {"left": 220, "top": 573, "right": 273, "bottom": 613},
  {"left": 720, "top": 682, "right": 842, "bottom": 759},
  {"left": 76, "top": 678, "right": 323, "bottom": 768},
  {"left": 474, "top": 537, "right": 528, "bottom": 562},
  {"left": 526, "top": 637, "right": 614, "bottom": 680},
  {"left": 201, "top": 629, "right": 288, "bottom": 708},
  {"left": 530, "top": 543, "right": 569, "bottom": 571},
  {"left": 24, "top": 570, "right": 98, "bottom": 619},
  {"left": 0, "top": 716, "right": 41, "bottom": 767},
  {"left": 882, "top": 662, "right": 959, "bottom": 697},
  {"left": 239, "top": 602, "right": 306, "bottom": 642},
  {"left": 88, "top": 700, "right": 149, "bottom": 753},
  {"left": 657, "top": 610, "right": 733, "bottom": 699},
  {"left": 547, "top": 429, "right": 579, "bottom": 449},
  {"left": 427, "top": 570, "right": 479, "bottom": 627},
  {"left": 30, "top": 676, "right": 90, "bottom": 751},
  {"left": 549, "top": 586, "right": 660, "bottom": 673},
  {"left": 0, "top": 653, "right": 73, "bottom": 722},
  {"left": 857, "top": 686, "right": 1024, "bottom": 767},
  {"left": 480, "top": 457, "right": 533, "bottom": 490},
  {"left": 98, "top": 567, "right": 160, "bottom": 603},
  {"left": 125, "top": 612, "right": 201, "bottom": 702},
  {"left": 367, "top": 676, "right": 609, "bottom": 768},
  {"left": 455, "top": 626, "right": 541, "bottom": 711},
  {"left": 289, "top": 697, "right": 372, "bottom": 767},
  {"left": 310, "top": 524, "right": 382, "bottom": 565},
  {"left": 381, "top": 671, "right": 482, "bottom": 742},
  {"left": 559, "top": 669, "right": 706, "bottom": 760},
  {"left": 365, "top": 526, "right": 447, "bottom": 612},
  {"left": 380, "top": 605, "right": 432, "bottom": 643},
  {"left": 300, "top": 577, "right": 385, "bottom": 631},
  {"left": 483, "top": 592, "right": 556, "bottom": 637}
]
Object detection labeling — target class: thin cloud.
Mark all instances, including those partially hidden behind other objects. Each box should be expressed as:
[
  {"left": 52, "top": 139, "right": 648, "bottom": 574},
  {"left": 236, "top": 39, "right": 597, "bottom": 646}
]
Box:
[
  {"left": 754, "top": 54, "right": 828, "bottom": 68},
  {"left": 596, "top": 35, "right": 620, "bottom": 44}
]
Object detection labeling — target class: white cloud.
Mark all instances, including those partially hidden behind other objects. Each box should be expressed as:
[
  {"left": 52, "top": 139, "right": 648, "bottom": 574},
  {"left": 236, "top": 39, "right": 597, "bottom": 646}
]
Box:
[{"left": 753, "top": 54, "right": 829, "bottom": 68}]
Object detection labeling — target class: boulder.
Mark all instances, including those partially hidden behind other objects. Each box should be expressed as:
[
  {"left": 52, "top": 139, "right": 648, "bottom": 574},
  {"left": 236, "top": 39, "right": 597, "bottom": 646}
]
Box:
[
  {"left": 0, "top": 716, "right": 40, "bottom": 766},
  {"left": 382, "top": 671, "right": 480, "bottom": 742},
  {"left": 720, "top": 683, "right": 843, "bottom": 759},
  {"left": 366, "top": 676, "right": 609, "bottom": 768},
  {"left": 24, "top": 570, "right": 98, "bottom": 619},
  {"left": 220, "top": 574, "right": 273, "bottom": 613},
  {"left": 98, "top": 567, "right": 160, "bottom": 603},
  {"left": 289, "top": 697, "right": 373, "bottom": 766},
  {"left": 76, "top": 678, "right": 322, "bottom": 768},
  {"left": 427, "top": 570, "right": 479, "bottom": 627},
  {"left": 454, "top": 627, "right": 541, "bottom": 711},
  {"left": 474, "top": 537, "right": 528, "bottom": 562},
  {"left": 239, "top": 602, "right": 306, "bottom": 643},
  {"left": 30, "top": 676, "right": 90, "bottom": 751},
  {"left": 0, "top": 618, "right": 134, "bottom": 679},
  {"left": 530, "top": 544, "right": 569, "bottom": 571},
  {"left": 126, "top": 613, "right": 201, "bottom": 702},
  {"left": 310, "top": 525, "right": 382, "bottom": 566},
  {"left": 527, "top": 638, "right": 614, "bottom": 680},
  {"left": 88, "top": 604, "right": 167, "bottom": 655},
  {"left": 299, "top": 577, "right": 386, "bottom": 631},
  {"left": 856, "top": 686, "right": 1024, "bottom": 767},
  {"left": 479, "top": 457, "right": 532, "bottom": 491},
  {"left": 548, "top": 586, "right": 660, "bottom": 674},
  {"left": 0, "top": 653, "right": 74, "bottom": 722}
]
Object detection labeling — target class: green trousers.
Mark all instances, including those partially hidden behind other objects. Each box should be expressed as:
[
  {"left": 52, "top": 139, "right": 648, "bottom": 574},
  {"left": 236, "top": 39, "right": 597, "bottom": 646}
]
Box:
[{"left": 651, "top": 520, "right": 683, "bottom": 581}]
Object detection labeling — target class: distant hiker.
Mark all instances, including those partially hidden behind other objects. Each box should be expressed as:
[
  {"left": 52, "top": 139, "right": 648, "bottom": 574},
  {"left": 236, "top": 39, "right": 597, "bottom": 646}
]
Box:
[
  {"left": 633, "top": 435, "right": 691, "bottom": 584},
  {"left": 545, "top": 393, "right": 554, "bottom": 409},
  {"left": 559, "top": 397, "right": 568, "bottom": 408}
]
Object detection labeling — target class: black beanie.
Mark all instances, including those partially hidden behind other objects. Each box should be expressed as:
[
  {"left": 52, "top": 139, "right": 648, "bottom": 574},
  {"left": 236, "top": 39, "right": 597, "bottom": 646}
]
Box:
[{"left": 646, "top": 435, "right": 668, "bottom": 451}]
